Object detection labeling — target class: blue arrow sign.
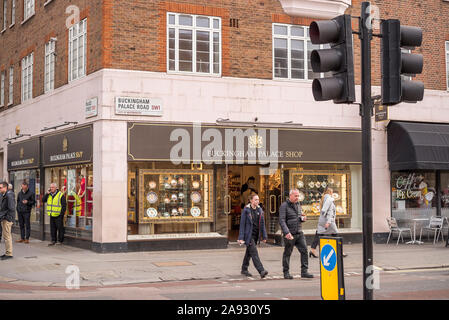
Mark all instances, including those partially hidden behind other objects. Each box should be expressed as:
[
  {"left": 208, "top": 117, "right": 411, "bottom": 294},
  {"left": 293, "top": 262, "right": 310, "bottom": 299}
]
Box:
[{"left": 321, "top": 244, "right": 337, "bottom": 272}]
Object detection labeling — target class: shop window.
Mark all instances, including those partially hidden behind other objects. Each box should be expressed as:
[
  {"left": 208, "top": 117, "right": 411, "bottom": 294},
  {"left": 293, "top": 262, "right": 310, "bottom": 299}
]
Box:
[
  {"left": 9, "top": 170, "right": 40, "bottom": 230},
  {"left": 391, "top": 171, "right": 436, "bottom": 219},
  {"left": 46, "top": 165, "right": 93, "bottom": 237},
  {"left": 440, "top": 172, "right": 449, "bottom": 219}
]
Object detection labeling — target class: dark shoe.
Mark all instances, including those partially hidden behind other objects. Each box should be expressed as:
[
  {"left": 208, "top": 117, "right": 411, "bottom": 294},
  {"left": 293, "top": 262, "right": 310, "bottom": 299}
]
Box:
[
  {"left": 48, "top": 242, "right": 56, "bottom": 246},
  {"left": 55, "top": 242, "right": 63, "bottom": 246},
  {"left": 24, "top": 240, "right": 29, "bottom": 244},
  {"left": 342, "top": 253, "right": 348, "bottom": 258},
  {"left": 301, "top": 272, "right": 314, "bottom": 279},
  {"left": 241, "top": 270, "right": 253, "bottom": 277},
  {"left": 16, "top": 239, "right": 24, "bottom": 243},
  {"left": 260, "top": 270, "right": 268, "bottom": 279},
  {"left": 1, "top": 255, "right": 13, "bottom": 260},
  {"left": 284, "top": 273, "right": 294, "bottom": 280},
  {"left": 309, "top": 251, "right": 318, "bottom": 258}
]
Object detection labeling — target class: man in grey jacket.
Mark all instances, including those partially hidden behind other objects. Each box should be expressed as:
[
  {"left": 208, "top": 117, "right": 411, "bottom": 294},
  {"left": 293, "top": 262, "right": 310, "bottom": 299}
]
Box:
[
  {"left": 0, "top": 181, "right": 16, "bottom": 260},
  {"left": 279, "top": 189, "right": 313, "bottom": 279}
]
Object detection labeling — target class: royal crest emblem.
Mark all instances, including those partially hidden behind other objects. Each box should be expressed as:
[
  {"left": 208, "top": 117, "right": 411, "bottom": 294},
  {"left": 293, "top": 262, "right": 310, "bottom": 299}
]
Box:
[
  {"left": 62, "top": 136, "right": 68, "bottom": 152},
  {"left": 248, "top": 134, "right": 263, "bottom": 149}
]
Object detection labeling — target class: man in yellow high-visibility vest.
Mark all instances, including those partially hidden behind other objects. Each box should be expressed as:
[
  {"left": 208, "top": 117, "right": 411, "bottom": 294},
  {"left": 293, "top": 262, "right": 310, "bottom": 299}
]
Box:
[{"left": 43, "top": 183, "right": 67, "bottom": 246}]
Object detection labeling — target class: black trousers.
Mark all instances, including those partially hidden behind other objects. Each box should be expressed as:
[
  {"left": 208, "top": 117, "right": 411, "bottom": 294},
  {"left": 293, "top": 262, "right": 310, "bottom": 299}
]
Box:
[
  {"left": 311, "top": 231, "right": 339, "bottom": 249},
  {"left": 283, "top": 232, "right": 309, "bottom": 274},
  {"left": 241, "top": 238, "right": 265, "bottom": 274},
  {"left": 50, "top": 215, "right": 65, "bottom": 243},
  {"left": 18, "top": 211, "right": 31, "bottom": 240}
]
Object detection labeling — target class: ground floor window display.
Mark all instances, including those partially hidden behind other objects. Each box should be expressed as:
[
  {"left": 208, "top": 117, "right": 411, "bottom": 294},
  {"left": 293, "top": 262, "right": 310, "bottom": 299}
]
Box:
[
  {"left": 128, "top": 162, "right": 362, "bottom": 240},
  {"left": 391, "top": 170, "right": 449, "bottom": 223},
  {"left": 9, "top": 169, "right": 40, "bottom": 231},
  {"left": 45, "top": 164, "right": 93, "bottom": 239}
]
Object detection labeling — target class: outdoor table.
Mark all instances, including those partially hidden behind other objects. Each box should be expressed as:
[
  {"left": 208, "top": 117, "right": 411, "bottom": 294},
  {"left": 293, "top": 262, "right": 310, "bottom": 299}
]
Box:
[{"left": 406, "top": 218, "right": 429, "bottom": 245}]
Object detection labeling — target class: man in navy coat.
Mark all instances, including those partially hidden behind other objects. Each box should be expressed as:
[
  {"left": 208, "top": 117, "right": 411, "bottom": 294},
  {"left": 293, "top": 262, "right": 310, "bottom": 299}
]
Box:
[{"left": 238, "top": 193, "right": 269, "bottom": 279}]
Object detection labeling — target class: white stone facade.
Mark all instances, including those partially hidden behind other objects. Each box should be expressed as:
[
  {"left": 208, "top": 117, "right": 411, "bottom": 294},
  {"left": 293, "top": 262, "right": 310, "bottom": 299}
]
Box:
[{"left": 2, "top": 68, "right": 449, "bottom": 244}]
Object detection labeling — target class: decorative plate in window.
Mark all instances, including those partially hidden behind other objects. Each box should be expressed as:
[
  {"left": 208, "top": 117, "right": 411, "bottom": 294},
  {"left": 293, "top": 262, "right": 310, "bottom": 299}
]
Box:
[
  {"left": 308, "top": 182, "right": 315, "bottom": 188},
  {"left": 178, "top": 177, "right": 185, "bottom": 186},
  {"left": 192, "top": 181, "right": 200, "bottom": 189},
  {"left": 149, "top": 181, "right": 157, "bottom": 189},
  {"left": 178, "top": 192, "right": 185, "bottom": 200},
  {"left": 297, "top": 180, "right": 304, "bottom": 188},
  {"left": 170, "top": 179, "right": 177, "bottom": 187},
  {"left": 146, "top": 192, "right": 158, "bottom": 204},
  {"left": 146, "top": 208, "right": 158, "bottom": 218},
  {"left": 191, "top": 191, "right": 201, "bottom": 203},
  {"left": 298, "top": 191, "right": 305, "bottom": 202},
  {"left": 171, "top": 194, "right": 178, "bottom": 201},
  {"left": 190, "top": 206, "right": 201, "bottom": 217}
]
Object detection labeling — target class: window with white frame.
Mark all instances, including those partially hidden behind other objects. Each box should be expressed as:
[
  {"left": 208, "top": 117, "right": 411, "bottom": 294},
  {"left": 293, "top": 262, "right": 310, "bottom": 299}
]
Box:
[
  {"left": 11, "top": 0, "right": 15, "bottom": 25},
  {"left": 273, "top": 24, "right": 331, "bottom": 80},
  {"left": 8, "top": 66, "right": 13, "bottom": 105},
  {"left": 446, "top": 41, "right": 449, "bottom": 91},
  {"left": 167, "top": 13, "right": 221, "bottom": 75},
  {"left": 45, "top": 40, "right": 55, "bottom": 93},
  {"left": 21, "top": 53, "right": 33, "bottom": 102},
  {"left": 0, "top": 71, "right": 4, "bottom": 107},
  {"left": 24, "top": 0, "right": 34, "bottom": 21},
  {"left": 3, "top": 0, "right": 7, "bottom": 30},
  {"left": 68, "top": 18, "right": 87, "bottom": 82}
]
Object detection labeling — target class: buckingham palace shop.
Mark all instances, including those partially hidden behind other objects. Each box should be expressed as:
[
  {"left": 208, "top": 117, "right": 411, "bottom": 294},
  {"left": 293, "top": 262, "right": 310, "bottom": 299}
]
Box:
[
  {"left": 125, "top": 122, "right": 364, "bottom": 250},
  {"left": 7, "top": 125, "right": 94, "bottom": 247}
]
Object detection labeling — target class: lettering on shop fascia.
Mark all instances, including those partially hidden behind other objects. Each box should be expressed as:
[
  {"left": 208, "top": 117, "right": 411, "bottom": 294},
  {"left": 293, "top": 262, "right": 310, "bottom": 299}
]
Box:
[
  {"left": 11, "top": 158, "right": 34, "bottom": 167},
  {"left": 50, "top": 151, "right": 84, "bottom": 162}
]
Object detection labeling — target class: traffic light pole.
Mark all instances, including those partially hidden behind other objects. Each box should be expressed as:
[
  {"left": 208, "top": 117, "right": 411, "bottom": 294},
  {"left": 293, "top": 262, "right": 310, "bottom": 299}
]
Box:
[{"left": 359, "top": 1, "right": 374, "bottom": 300}]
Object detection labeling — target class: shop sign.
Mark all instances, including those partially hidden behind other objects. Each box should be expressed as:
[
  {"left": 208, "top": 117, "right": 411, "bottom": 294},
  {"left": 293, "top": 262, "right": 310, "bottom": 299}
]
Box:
[
  {"left": 128, "top": 123, "right": 362, "bottom": 166},
  {"left": 375, "top": 104, "right": 388, "bottom": 122},
  {"left": 394, "top": 172, "right": 434, "bottom": 202},
  {"left": 43, "top": 126, "right": 93, "bottom": 167},
  {"left": 115, "top": 96, "right": 163, "bottom": 116},
  {"left": 7, "top": 138, "right": 40, "bottom": 170},
  {"left": 85, "top": 97, "right": 98, "bottom": 118}
]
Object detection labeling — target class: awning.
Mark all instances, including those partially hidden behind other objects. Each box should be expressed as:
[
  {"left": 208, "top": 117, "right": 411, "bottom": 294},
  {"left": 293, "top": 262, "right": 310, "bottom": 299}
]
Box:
[{"left": 387, "top": 121, "right": 449, "bottom": 170}]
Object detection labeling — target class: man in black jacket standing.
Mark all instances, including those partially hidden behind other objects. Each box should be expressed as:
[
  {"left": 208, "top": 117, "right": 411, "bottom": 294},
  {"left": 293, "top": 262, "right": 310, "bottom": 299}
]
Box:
[
  {"left": 16, "top": 181, "right": 35, "bottom": 244},
  {"left": 279, "top": 189, "right": 313, "bottom": 279},
  {"left": 0, "top": 181, "right": 16, "bottom": 260}
]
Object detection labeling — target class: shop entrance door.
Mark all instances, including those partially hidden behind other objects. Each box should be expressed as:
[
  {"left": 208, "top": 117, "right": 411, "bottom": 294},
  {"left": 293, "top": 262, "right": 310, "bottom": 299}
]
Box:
[{"left": 215, "top": 165, "right": 283, "bottom": 242}]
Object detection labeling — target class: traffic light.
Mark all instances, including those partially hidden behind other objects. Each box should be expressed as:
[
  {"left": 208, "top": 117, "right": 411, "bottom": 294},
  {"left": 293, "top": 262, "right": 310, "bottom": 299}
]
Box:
[
  {"left": 381, "top": 19, "right": 424, "bottom": 105},
  {"left": 309, "top": 14, "right": 355, "bottom": 104}
]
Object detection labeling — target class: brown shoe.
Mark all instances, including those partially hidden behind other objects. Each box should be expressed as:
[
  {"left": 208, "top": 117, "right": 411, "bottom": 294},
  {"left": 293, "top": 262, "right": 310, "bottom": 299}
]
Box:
[
  {"left": 16, "top": 239, "right": 24, "bottom": 243},
  {"left": 24, "top": 240, "right": 30, "bottom": 244}
]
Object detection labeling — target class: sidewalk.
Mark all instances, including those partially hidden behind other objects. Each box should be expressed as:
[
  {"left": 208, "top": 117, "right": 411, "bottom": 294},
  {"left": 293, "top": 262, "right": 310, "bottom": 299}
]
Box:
[{"left": 0, "top": 233, "right": 448, "bottom": 288}]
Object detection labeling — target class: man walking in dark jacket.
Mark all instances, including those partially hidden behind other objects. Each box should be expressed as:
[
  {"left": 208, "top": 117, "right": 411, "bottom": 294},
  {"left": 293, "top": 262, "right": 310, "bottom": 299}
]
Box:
[
  {"left": 0, "top": 181, "right": 16, "bottom": 260},
  {"left": 238, "top": 193, "right": 269, "bottom": 279},
  {"left": 16, "top": 181, "right": 35, "bottom": 244},
  {"left": 279, "top": 189, "right": 313, "bottom": 279}
]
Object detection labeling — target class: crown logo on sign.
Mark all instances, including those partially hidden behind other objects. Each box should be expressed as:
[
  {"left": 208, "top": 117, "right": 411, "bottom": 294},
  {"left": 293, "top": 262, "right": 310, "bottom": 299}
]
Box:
[
  {"left": 248, "top": 134, "right": 263, "bottom": 149},
  {"left": 62, "top": 136, "right": 68, "bottom": 152}
]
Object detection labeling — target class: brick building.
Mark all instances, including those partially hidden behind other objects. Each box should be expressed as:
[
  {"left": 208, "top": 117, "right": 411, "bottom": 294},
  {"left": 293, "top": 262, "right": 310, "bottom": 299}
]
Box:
[{"left": 0, "top": 0, "right": 448, "bottom": 252}]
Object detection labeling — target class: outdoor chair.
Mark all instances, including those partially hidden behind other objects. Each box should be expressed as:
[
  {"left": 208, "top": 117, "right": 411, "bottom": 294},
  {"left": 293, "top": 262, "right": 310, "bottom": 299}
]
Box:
[
  {"left": 386, "top": 217, "right": 413, "bottom": 245},
  {"left": 419, "top": 216, "right": 445, "bottom": 244}
]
